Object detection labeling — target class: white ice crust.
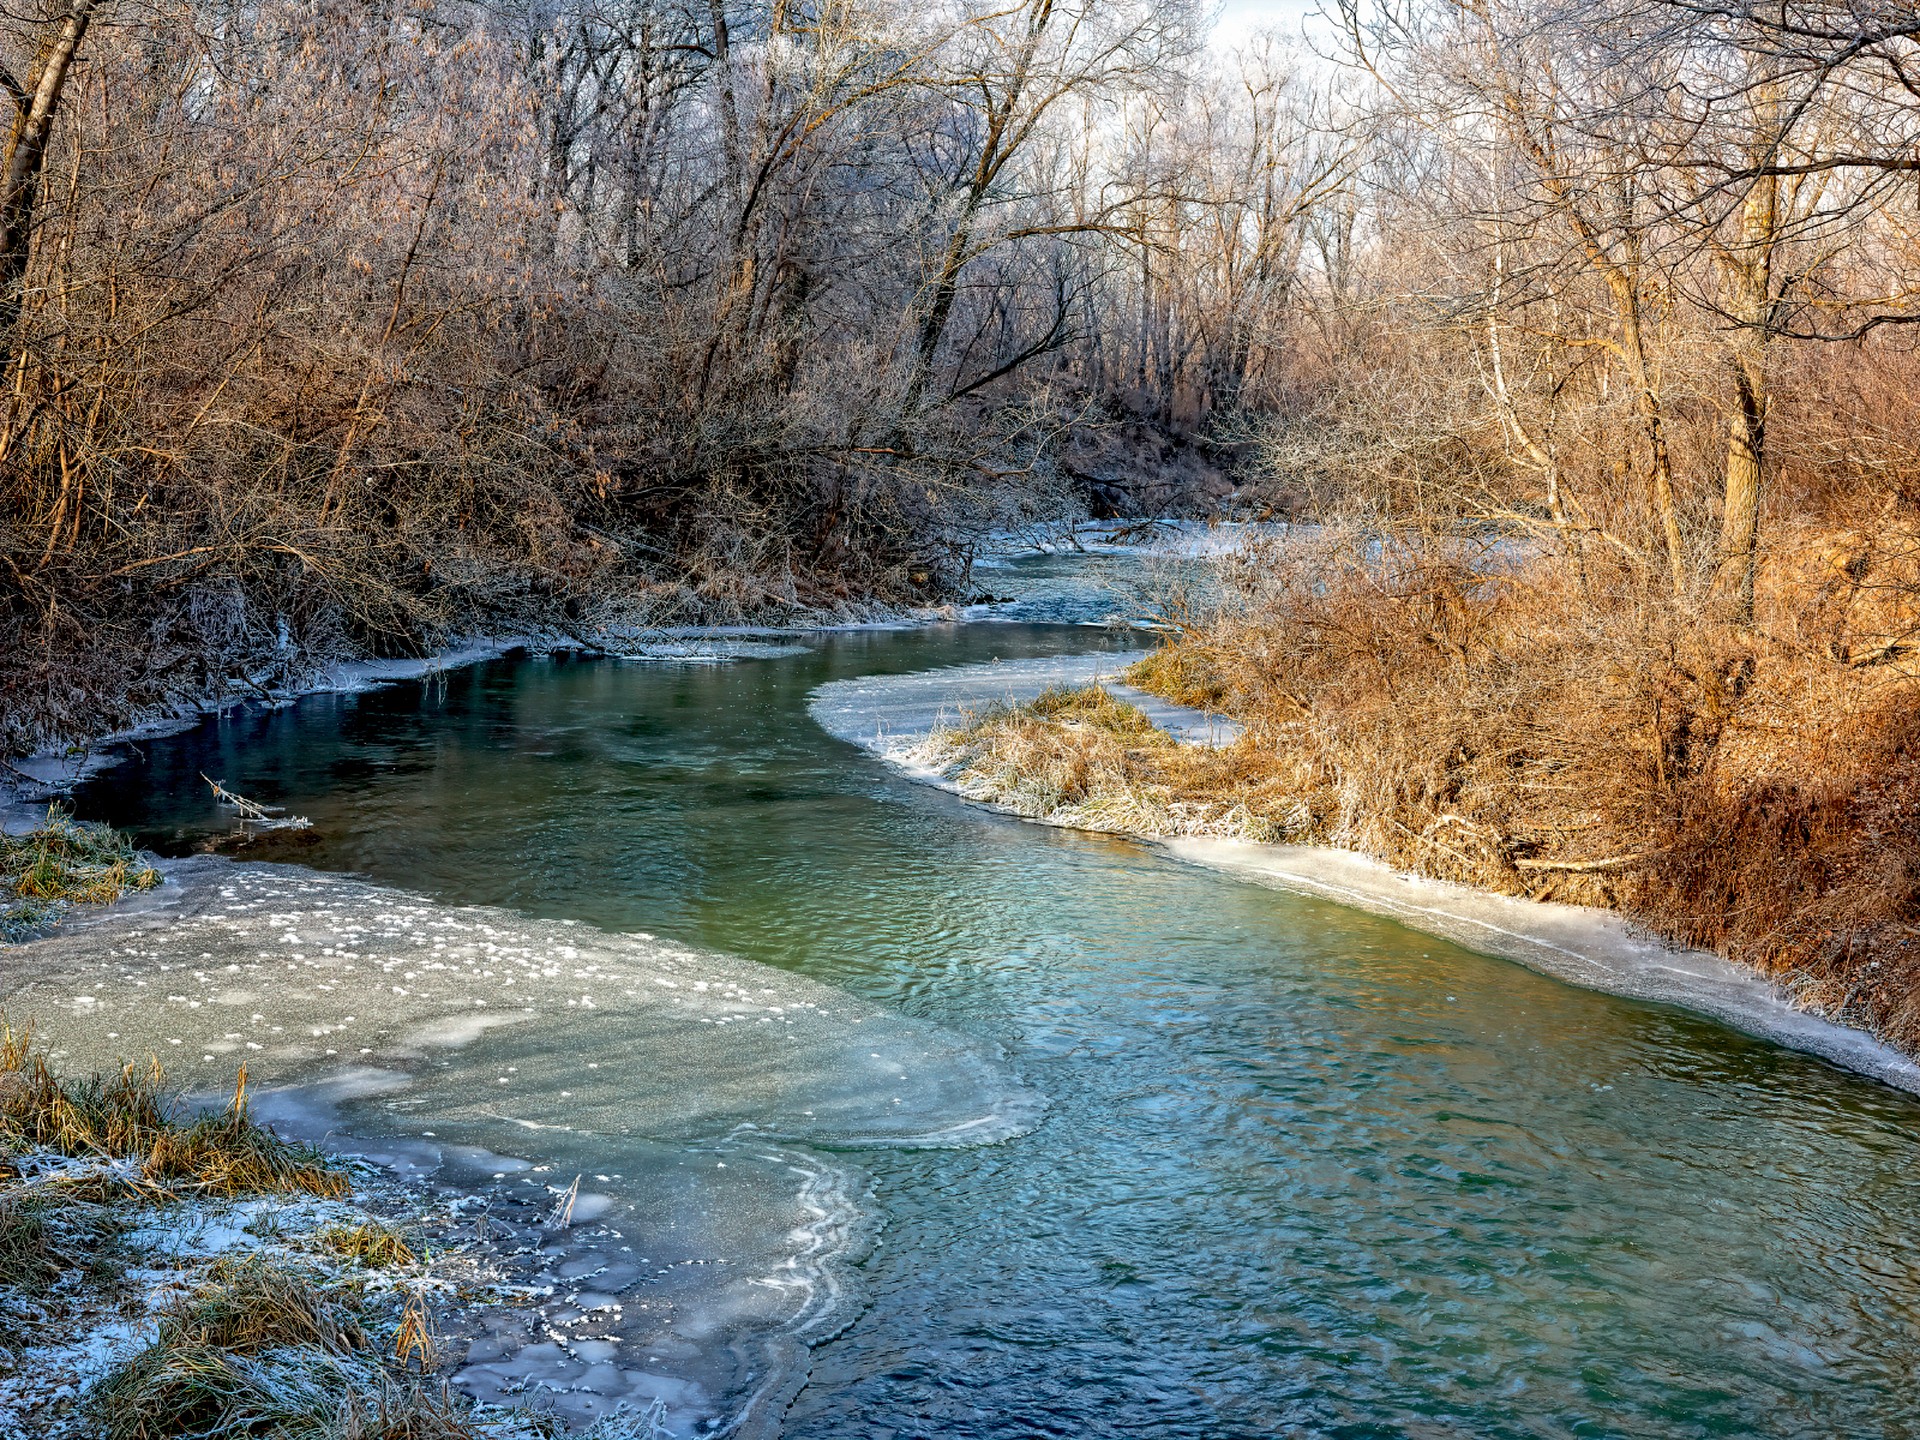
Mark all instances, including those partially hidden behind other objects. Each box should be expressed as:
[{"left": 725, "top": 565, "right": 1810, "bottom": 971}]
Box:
[
  {"left": 1, "top": 860, "right": 1044, "bottom": 1436},
  {"left": 809, "top": 653, "right": 1920, "bottom": 1098}
]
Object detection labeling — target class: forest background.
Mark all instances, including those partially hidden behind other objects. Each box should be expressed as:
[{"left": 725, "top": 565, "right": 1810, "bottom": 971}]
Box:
[{"left": 2, "top": 0, "right": 1919, "bottom": 1038}]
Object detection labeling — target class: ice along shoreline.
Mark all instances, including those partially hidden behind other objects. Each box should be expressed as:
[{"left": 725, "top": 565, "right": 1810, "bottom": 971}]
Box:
[
  {"left": 0, "top": 854, "right": 1047, "bottom": 1437},
  {"left": 807, "top": 652, "right": 1920, "bottom": 1099}
]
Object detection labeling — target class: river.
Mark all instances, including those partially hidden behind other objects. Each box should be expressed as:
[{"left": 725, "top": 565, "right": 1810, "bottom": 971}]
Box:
[{"left": 18, "top": 556, "right": 1920, "bottom": 1439}]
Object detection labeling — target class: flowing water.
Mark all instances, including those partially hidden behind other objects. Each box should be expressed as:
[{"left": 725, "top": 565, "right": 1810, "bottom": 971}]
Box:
[{"left": 27, "top": 559, "right": 1920, "bottom": 1439}]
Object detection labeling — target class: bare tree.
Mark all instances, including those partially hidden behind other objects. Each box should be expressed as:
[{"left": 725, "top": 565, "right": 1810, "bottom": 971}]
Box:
[{"left": 0, "top": 0, "right": 102, "bottom": 363}]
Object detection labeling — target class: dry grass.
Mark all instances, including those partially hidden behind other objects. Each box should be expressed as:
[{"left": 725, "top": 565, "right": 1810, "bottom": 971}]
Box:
[
  {"left": 1018, "top": 684, "right": 1172, "bottom": 739},
  {"left": 0, "top": 1188, "right": 123, "bottom": 1298},
  {"left": 1123, "top": 647, "right": 1231, "bottom": 711},
  {"left": 92, "top": 1249, "right": 663, "bottom": 1438},
  {"left": 312, "top": 1219, "right": 419, "bottom": 1270},
  {"left": 0, "top": 1026, "right": 347, "bottom": 1200},
  {"left": 0, "top": 1189, "right": 57, "bottom": 1291},
  {"left": 0, "top": 808, "right": 160, "bottom": 940},
  {"left": 0, "top": 1047, "right": 677, "bottom": 1439},
  {"left": 93, "top": 1254, "right": 413, "bottom": 1440},
  {"left": 927, "top": 687, "right": 1294, "bottom": 841},
  {"left": 944, "top": 523, "right": 1920, "bottom": 1051}
]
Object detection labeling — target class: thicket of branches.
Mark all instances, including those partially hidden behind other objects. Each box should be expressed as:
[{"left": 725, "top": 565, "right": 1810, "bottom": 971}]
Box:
[
  {"left": 1116, "top": 1, "right": 1920, "bottom": 1041},
  {"left": 4, "top": 0, "right": 1919, "bottom": 787},
  {"left": 2, "top": 0, "right": 1332, "bottom": 750},
  {"left": 1249, "top": 0, "right": 1920, "bottom": 611}
]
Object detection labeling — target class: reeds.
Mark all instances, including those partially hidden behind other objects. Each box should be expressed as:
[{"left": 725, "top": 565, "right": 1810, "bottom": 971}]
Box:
[{"left": 0, "top": 1025, "right": 346, "bottom": 1200}]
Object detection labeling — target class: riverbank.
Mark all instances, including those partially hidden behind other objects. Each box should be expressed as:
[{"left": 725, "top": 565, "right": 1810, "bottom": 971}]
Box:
[
  {"left": 1, "top": 521, "right": 1252, "bottom": 827},
  {"left": 1, "top": 530, "right": 1199, "bottom": 834},
  {"left": 1, "top": 849, "right": 1046, "bottom": 1437},
  {"left": 3, "top": 627, "right": 855, "bottom": 832},
  {"left": 0, "top": 1031, "right": 658, "bottom": 1440},
  {"left": 809, "top": 653, "right": 1920, "bottom": 1096},
  {"left": 20, "top": 615, "right": 1920, "bottom": 1439}
]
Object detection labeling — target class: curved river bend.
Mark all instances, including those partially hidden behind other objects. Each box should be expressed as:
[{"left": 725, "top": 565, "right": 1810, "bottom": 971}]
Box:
[{"left": 29, "top": 577, "right": 1920, "bottom": 1440}]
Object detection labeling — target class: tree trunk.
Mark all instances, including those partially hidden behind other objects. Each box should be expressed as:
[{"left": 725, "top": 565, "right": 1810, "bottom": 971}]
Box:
[
  {"left": 1609, "top": 278, "right": 1687, "bottom": 598},
  {"left": 1716, "top": 159, "right": 1778, "bottom": 625},
  {"left": 0, "top": 2, "right": 102, "bottom": 369},
  {"left": 1719, "top": 337, "right": 1767, "bottom": 622}
]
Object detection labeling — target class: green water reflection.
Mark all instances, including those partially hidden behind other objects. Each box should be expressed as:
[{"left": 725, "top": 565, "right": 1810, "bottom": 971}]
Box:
[{"left": 71, "top": 617, "right": 1920, "bottom": 1440}]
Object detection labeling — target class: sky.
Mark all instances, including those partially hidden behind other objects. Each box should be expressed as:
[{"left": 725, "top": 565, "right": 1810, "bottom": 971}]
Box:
[{"left": 1212, "top": 0, "right": 1336, "bottom": 52}]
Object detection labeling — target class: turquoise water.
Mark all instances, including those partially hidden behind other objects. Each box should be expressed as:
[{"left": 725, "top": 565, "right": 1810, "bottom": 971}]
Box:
[{"left": 66, "top": 608, "right": 1920, "bottom": 1439}]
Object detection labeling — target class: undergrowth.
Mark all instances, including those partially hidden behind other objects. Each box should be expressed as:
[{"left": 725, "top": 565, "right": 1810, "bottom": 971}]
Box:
[{"left": 935, "top": 522, "right": 1920, "bottom": 1052}]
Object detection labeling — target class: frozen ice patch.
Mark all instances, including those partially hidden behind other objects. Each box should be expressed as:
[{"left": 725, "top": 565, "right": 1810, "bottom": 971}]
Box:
[{"left": 3, "top": 858, "right": 1043, "bottom": 1439}]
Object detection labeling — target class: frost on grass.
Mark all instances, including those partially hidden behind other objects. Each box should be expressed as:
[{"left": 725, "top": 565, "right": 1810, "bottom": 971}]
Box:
[
  {"left": 0, "top": 1034, "right": 675, "bottom": 1440},
  {"left": 4, "top": 860, "right": 1043, "bottom": 1437},
  {"left": 1, "top": 807, "right": 160, "bottom": 942}
]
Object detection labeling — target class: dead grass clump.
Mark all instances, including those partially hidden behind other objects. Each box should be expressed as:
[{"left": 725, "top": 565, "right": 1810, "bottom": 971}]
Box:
[
  {"left": 0, "top": 1033, "right": 172, "bottom": 1156},
  {"left": 0, "top": 807, "right": 160, "bottom": 939},
  {"left": 0, "top": 1186, "right": 129, "bottom": 1345},
  {"left": 0, "top": 1190, "right": 56, "bottom": 1291},
  {"left": 0, "top": 1187, "right": 122, "bottom": 1282},
  {"left": 92, "top": 1252, "right": 560, "bottom": 1439},
  {"left": 313, "top": 1219, "right": 418, "bottom": 1270},
  {"left": 928, "top": 687, "right": 1305, "bottom": 841},
  {"left": 1124, "top": 646, "right": 1230, "bottom": 711},
  {"left": 143, "top": 1093, "right": 348, "bottom": 1201},
  {"left": 173, "top": 1253, "right": 367, "bottom": 1354},
  {"left": 934, "top": 691, "right": 1161, "bottom": 823},
  {"left": 0, "top": 1028, "right": 347, "bottom": 1199},
  {"left": 93, "top": 1255, "right": 372, "bottom": 1440},
  {"left": 1021, "top": 684, "right": 1171, "bottom": 740}
]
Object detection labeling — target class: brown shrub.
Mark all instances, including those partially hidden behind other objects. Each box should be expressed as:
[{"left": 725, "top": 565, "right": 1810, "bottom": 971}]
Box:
[{"left": 1089, "top": 524, "right": 1920, "bottom": 1048}]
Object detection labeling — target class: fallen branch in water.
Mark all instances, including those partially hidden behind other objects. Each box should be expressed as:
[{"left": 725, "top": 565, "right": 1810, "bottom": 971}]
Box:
[{"left": 202, "top": 774, "right": 311, "bottom": 832}]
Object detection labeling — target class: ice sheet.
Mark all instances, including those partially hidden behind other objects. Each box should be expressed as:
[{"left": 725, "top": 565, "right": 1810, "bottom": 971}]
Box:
[{"left": 1, "top": 859, "right": 1044, "bottom": 1435}]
